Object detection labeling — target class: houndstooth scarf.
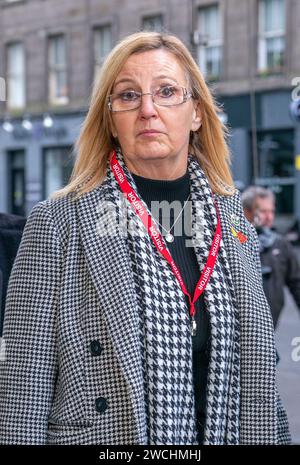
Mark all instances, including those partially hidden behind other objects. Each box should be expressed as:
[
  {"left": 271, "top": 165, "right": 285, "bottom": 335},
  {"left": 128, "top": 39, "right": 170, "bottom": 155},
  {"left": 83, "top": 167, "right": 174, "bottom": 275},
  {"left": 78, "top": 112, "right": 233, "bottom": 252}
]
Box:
[{"left": 106, "top": 149, "right": 241, "bottom": 445}]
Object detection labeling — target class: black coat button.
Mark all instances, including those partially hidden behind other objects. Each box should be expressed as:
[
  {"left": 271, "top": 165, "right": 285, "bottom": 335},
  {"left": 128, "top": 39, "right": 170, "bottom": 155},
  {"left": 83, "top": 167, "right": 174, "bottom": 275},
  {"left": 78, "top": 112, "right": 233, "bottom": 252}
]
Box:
[
  {"left": 90, "top": 340, "right": 103, "bottom": 356},
  {"left": 95, "top": 397, "right": 108, "bottom": 413}
]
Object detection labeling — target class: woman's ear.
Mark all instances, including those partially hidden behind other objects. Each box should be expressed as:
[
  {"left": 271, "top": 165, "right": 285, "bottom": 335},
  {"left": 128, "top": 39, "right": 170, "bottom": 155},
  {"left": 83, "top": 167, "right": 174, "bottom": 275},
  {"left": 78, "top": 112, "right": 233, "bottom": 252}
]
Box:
[
  {"left": 110, "top": 121, "right": 118, "bottom": 139},
  {"left": 191, "top": 103, "right": 202, "bottom": 132}
]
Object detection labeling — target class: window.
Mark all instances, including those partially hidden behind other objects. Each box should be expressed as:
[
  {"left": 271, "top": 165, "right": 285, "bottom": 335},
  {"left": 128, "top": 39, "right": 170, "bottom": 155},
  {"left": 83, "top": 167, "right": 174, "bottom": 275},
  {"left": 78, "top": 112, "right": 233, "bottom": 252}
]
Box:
[
  {"left": 142, "top": 14, "right": 163, "bottom": 32},
  {"left": 8, "top": 149, "right": 26, "bottom": 216},
  {"left": 258, "top": 0, "right": 285, "bottom": 73},
  {"left": 48, "top": 35, "right": 68, "bottom": 105},
  {"left": 43, "top": 147, "right": 73, "bottom": 198},
  {"left": 255, "top": 129, "right": 295, "bottom": 214},
  {"left": 197, "top": 5, "right": 222, "bottom": 81},
  {"left": 6, "top": 42, "right": 25, "bottom": 109},
  {"left": 93, "top": 25, "right": 112, "bottom": 80}
]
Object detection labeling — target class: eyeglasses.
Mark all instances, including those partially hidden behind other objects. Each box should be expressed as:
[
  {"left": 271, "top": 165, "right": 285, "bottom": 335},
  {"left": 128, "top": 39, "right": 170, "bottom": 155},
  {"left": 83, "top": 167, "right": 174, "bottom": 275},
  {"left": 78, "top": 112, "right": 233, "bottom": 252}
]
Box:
[{"left": 108, "top": 85, "right": 193, "bottom": 112}]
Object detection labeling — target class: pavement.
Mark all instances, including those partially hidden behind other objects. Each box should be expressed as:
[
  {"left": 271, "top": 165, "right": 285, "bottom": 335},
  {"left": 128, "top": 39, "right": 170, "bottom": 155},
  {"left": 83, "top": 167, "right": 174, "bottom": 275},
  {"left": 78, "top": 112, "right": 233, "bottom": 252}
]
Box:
[{"left": 275, "top": 247, "right": 300, "bottom": 445}]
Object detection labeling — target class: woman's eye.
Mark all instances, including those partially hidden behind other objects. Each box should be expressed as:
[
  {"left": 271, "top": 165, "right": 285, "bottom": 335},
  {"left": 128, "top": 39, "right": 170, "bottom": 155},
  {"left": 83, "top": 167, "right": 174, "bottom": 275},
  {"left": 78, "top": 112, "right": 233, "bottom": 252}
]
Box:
[
  {"left": 119, "top": 91, "right": 138, "bottom": 101},
  {"left": 158, "top": 86, "right": 176, "bottom": 97}
]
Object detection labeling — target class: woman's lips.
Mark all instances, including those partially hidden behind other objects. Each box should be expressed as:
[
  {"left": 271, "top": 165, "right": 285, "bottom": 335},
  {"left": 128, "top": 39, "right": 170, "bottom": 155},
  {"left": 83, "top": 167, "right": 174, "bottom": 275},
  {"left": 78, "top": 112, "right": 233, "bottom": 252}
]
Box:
[{"left": 138, "top": 130, "right": 163, "bottom": 137}]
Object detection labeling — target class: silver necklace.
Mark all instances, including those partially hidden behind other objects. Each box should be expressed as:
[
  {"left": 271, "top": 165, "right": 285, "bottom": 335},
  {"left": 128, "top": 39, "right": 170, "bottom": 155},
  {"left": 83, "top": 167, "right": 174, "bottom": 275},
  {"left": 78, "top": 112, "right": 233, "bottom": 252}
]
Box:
[{"left": 152, "top": 193, "right": 191, "bottom": 243}]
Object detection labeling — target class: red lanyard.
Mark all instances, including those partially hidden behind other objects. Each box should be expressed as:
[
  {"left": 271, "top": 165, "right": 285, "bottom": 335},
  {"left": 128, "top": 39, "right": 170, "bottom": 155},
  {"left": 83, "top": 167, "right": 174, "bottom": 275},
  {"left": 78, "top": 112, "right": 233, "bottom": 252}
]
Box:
[{"left": 110, "top": 150, "right": 222, "bottom": 336}]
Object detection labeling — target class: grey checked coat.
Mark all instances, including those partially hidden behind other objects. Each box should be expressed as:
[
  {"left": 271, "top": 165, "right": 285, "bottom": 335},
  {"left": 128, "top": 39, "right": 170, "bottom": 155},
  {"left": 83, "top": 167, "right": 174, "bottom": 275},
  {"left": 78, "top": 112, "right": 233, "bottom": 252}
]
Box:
[{"left": 0, "top": 176, "right": 291, "bottom": 444}]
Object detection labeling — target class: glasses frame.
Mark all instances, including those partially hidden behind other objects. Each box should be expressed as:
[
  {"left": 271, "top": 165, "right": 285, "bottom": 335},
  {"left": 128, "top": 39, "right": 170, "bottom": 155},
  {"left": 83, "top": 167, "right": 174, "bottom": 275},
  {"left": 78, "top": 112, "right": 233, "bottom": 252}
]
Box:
[{"left": 107, "top": 85, "right": 193, "bottom": 113}]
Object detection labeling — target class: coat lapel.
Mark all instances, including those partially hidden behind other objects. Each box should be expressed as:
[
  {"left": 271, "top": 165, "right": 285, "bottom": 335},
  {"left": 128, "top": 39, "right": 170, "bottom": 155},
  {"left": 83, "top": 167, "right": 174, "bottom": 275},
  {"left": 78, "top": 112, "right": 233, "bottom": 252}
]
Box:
[{"left": 76, "top": 183, "right": 147, "bottom": 443}]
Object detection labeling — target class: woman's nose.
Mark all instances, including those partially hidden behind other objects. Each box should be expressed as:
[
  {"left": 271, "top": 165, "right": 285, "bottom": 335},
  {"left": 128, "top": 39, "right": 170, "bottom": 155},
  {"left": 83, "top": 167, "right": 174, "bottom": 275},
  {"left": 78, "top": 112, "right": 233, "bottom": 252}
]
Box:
[{"left": 139, "top": 94, "right": 158, "bottom": 118}]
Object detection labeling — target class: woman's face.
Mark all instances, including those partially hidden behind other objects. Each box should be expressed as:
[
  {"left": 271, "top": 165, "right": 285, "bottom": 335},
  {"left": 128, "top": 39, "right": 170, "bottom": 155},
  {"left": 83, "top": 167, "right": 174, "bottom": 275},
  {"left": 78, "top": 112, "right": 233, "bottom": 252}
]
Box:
[{"left": 110, "top": 49, "right": 201, "bottom": 170}]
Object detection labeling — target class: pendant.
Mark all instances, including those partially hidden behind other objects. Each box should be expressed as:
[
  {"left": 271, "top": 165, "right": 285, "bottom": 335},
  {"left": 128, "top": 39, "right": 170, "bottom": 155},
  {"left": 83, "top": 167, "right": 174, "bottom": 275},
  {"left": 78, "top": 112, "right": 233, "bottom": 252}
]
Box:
[
  {"left": 165, "top": 233, "right": 174, "bottom": 243},
  {"left": 191, "top": 317, "right": 197, "bottom": 336}
]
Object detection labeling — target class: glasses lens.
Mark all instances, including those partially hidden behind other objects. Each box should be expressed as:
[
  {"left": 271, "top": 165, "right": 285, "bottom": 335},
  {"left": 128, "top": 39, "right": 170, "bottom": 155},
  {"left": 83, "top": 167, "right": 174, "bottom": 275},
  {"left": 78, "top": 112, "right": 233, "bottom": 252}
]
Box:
[
  {"left": 110, "top": 91, "right": 141, "bottom": 111},
  {"left": 154, "top": 85, "right": 184, "bottom": 106}
]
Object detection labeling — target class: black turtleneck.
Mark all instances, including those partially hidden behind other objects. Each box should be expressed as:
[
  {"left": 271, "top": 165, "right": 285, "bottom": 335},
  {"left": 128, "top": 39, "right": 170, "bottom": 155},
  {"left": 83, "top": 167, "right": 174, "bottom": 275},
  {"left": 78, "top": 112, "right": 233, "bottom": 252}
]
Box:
[{"left": 131, "top": 168, "right": 210, "bottom": 441}]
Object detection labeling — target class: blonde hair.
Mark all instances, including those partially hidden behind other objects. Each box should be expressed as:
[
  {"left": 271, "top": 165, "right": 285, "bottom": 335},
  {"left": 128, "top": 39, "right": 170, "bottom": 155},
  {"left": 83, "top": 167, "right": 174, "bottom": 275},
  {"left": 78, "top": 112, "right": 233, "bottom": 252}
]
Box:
[{"left": 52, "top": 31, "right": 235, "bottom": 199}]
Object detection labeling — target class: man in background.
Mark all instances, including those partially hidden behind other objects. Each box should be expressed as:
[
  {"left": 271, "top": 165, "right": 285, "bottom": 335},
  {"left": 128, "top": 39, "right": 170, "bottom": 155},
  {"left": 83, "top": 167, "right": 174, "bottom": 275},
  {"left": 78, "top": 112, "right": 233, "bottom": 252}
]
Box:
[
  {"left": 0, "top": 212, "right": 26, "bottom": 336},
  {"left": 242, "top": 186, "right": 300, "bottom": 331}
]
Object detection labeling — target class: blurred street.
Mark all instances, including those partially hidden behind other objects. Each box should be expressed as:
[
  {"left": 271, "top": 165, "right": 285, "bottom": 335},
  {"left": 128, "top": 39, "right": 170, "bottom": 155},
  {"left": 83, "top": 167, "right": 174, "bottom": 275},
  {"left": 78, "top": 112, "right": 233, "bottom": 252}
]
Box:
[{"left": 275, "top": 247, "right": 300, "bottom": 444}]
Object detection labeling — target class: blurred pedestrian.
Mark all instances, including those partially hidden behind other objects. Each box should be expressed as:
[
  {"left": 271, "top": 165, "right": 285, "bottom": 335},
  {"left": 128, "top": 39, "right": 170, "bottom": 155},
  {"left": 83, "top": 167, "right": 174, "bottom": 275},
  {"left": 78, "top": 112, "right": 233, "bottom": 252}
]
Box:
[{"left": 242, "top": 186, "right": 300, "bottom": 330}]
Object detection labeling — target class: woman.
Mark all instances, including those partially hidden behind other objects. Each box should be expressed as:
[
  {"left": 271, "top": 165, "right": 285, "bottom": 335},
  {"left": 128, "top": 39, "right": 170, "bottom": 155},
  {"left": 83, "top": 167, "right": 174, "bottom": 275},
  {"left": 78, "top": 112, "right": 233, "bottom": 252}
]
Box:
[{"left": 0, "top": 32, "right": 291, "bottom": 445}]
